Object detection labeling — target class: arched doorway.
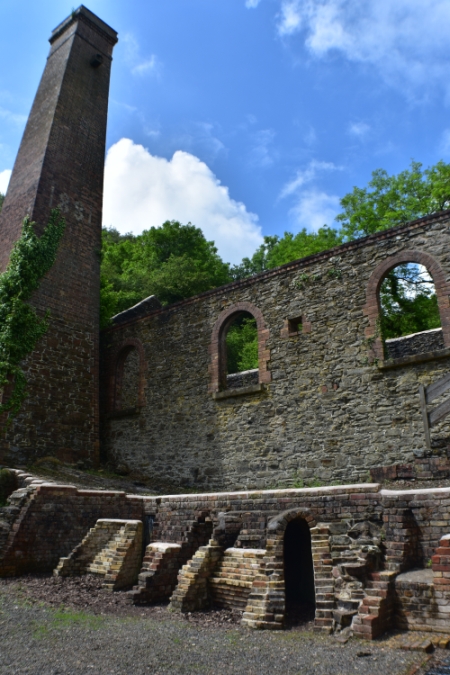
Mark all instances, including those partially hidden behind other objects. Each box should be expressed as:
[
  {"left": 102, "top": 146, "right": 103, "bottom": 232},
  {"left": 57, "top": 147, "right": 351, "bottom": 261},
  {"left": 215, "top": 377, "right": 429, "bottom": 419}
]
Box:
[{"left": 283, "top": 518, "right": 315, "bottom": 625}]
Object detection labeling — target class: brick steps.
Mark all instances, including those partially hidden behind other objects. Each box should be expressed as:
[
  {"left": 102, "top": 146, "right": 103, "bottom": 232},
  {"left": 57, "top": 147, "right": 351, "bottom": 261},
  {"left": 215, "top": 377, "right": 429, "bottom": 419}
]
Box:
[
  {"left": 210, "top": 548, "right": 266, "bottom": 612},
  {"left": 352, "top": 571, "right": 397, "bottom": 639}
]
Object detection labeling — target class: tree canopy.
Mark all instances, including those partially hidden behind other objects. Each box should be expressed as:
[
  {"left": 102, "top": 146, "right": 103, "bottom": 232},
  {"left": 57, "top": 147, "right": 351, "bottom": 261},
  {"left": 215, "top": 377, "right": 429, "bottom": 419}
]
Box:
[
  {"left": 4, "top": 159, "right": 449, "bottom": 344},
  {"left": 100, "top": 220, "right": 231, "bottom": 328},
  {"left": 0, "top": 193, "right": 4, "bottom": 212}
]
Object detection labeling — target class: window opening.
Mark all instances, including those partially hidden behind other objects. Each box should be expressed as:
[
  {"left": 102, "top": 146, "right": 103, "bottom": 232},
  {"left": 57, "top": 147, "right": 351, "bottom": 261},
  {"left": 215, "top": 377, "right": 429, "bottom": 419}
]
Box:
[
  {"left": 225, "top": 312, "right": 258, "bottom": 389},
  {"left": 380, "top": 263, "right": 442, "bottom": 359},
  {"left": 288, "top": 316, "right": 303, "bottom": 335},
  {"left": 283, "top": 518, "right": 315, "bottom": 627}
]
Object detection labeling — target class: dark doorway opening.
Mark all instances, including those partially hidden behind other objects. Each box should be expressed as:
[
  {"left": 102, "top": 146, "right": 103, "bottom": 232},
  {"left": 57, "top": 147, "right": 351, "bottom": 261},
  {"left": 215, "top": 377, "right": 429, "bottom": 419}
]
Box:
[{"left": 283, "top": 518, "right": 315, "bottom": 627}]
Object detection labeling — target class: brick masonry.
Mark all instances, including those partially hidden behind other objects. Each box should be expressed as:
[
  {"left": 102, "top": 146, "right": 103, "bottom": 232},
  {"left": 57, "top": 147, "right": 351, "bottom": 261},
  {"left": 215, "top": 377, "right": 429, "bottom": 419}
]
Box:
[
  {"left": 102, "top": 211, "right": 450, "bottom": 490},
  {"left": 0, "top": 8, "right": 117, "bottom": 467},
  {"left": 3, "top": 471, "right": 450, "bottom": 637}
]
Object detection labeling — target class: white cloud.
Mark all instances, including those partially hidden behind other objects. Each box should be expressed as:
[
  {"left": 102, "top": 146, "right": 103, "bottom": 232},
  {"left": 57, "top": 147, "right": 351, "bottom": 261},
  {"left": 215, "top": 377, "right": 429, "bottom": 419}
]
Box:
[
  {"left": 123, "top": 34, "right": 160, "bottom": 77},
  {"left": 0, "top": 106, "right": 27, "bottom": 126},
  {"left": 0, "top": 169, "right": 11, "bottom": 194},
  {"left": 348, "top": 121, "right": 371, "bottom": 139},
  {"left": 280, "top": 159, "right": 340, "bottom": 197},
  {"left": 276, "top": 0, "right": 450, "bottom": 99},
  {"left": 440, "top": 129, "right": 450, "bottom": 157},
  {"left": 103, "top": 139, "right": 262, "bottom": 264},
  {"left": 280, "top": 160, "right": 341, "bottom": 230},
  {"left": 289, "top": 189, "right": 340, "bottom": 231},
  {"left": 245, "top": 0, "right": 262, "bottom": 7},
  {"left": 249, "top": 129, "right": 276, "bottom": 168}
]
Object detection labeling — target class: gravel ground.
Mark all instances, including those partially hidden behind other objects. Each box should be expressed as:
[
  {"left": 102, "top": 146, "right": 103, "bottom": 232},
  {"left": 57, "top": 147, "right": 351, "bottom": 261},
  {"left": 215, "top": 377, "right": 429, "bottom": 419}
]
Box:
[{"left": 0, "top": 577, "right": 428, "bottom": 675}]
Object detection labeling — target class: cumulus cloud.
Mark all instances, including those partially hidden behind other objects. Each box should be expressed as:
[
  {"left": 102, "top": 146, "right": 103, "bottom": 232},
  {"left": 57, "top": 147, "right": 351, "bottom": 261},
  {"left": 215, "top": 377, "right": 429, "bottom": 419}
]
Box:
[
  {"left": 0, "top": 169, "right": 11, "bottom": 194},
  {"left": 276, "top": 0, "right": 450, "bottom": 99},
  {"left": 103, "top": 139, "right": 262, "bottom": 264},
  {"left": 245, "top": 0, "right": 262, "bottom": 7},
  {"left": 280, "top": 160, "right": 341, "bottom": 230}
]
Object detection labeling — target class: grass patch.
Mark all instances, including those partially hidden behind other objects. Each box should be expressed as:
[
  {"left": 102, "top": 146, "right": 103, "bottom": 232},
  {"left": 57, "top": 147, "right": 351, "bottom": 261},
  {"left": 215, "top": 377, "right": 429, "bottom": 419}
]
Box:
[{"left": 33, "top": 607, "right": 105, "bottom": 640}]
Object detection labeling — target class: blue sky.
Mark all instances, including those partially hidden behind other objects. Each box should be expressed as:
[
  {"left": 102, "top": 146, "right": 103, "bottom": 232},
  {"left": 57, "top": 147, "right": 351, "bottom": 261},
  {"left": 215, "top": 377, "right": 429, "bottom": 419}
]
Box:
[{"left": 1, "top": 1, "right": 450, "bottom": 263}]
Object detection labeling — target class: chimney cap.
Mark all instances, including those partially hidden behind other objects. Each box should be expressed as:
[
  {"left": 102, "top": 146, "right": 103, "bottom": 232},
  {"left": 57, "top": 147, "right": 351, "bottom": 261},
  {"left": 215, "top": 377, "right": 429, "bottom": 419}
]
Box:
[{"left": 50, "top": 5, "right": 118, "bottom": 45}]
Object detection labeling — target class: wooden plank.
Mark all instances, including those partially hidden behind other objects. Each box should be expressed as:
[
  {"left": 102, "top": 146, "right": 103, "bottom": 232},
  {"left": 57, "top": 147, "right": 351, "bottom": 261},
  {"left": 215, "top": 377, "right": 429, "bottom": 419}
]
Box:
[
  {"left": 419, "top": 385, "right": 431, "bottom": 448},
  {"left": 426, "top": 372, "right": 450, "bottom": 403},
  {"left": 429, "top": 396, "right": 450, "bottom": 428}
]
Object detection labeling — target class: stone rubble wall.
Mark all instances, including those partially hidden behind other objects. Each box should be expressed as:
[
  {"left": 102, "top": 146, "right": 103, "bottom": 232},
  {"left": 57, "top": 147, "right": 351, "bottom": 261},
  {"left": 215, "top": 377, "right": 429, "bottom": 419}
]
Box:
[
  {"left": 385, "top": 328, "right": 445, "bottom": 361},
  {"left": 54, "top": 519, "right": 143, "bottom": 591},
  {"left": 102, "top": 212, "right": 450, "bottom": 491}
]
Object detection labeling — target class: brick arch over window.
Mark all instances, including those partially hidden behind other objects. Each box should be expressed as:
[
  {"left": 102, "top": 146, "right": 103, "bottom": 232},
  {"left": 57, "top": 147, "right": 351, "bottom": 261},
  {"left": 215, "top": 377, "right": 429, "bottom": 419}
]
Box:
[
  {"left": 208, "top": 301, "right": 271, "bottom": 393},
  {"left": 363, "top": 250, "right": 450, "bottom": 360},
  {"left": 108, "top": 338, "right": 146, "bottom": 412}
]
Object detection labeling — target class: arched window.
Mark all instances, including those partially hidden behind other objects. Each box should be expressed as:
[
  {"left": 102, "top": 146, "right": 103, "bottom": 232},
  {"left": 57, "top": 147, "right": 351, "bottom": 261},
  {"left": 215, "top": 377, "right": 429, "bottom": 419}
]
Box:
[
  {"left": 209, "top": 302, "right": 271, "bottom": 394},
  {"left": 225, "top": 311, "right": 258, "bottom": 389},
  {"left": 381, "top": 263, "right": 442, "bottom": 359},
  {"left": 364, "top": 250, "right": 450, "bottom": 361},
  {"left": 110, "top": 338, "right": 146, "bottom": 413}
]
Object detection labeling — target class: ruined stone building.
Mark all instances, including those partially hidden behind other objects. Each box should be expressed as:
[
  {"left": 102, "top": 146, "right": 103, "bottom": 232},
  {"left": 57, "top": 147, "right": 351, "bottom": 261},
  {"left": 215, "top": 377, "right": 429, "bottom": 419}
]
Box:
[{"left": 1, "top": 6, "right": 450, "bottom": 640}]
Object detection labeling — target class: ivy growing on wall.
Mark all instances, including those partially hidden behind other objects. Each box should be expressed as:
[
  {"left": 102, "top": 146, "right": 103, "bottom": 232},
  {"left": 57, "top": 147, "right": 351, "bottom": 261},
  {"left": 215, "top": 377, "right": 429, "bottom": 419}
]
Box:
[{"left": 0, "top": 209, "right": 66, "bottom": 420}]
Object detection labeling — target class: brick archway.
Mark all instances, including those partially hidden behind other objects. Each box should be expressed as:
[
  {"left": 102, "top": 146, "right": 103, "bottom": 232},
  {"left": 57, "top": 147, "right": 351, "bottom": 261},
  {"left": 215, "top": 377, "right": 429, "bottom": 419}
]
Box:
[
  {"left": 108, "top": 338, "right": 146, "bottom": 412},
  {"left": 242, "top": 509, "right": 334, "bottom": 631},
  {"left": 208, "top": 301, "right": 271, "bottom": 393},
  {"left": 363, "top": 250, "right": 450, "bottom": 359}
]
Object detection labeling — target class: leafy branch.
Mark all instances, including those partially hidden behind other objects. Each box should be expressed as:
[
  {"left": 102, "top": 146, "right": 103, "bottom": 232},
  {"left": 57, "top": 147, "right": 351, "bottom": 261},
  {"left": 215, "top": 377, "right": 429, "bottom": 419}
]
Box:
[{"left": 0, "top": 209, "right": 66, "bottom": 421}]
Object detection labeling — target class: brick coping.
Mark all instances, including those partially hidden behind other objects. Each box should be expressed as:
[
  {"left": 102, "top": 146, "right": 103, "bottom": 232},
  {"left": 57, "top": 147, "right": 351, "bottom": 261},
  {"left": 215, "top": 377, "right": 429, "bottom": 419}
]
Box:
[
  {"left": 381, "top": 486, "right": 450, "bottom": 496},
  {"left": 104, "top": 209, "right": 450, "bottom": 333}
]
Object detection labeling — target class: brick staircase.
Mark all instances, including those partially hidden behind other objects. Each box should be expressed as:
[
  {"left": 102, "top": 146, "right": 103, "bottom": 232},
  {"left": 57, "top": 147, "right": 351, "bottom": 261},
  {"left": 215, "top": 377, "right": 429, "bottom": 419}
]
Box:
[
  {"left": 131, "top": 518, "right": 212, "bottom": 604},
  {"left": 54, "top": 519, "right": 143, "bottom": 591},
  {"left": 210, "top": 547, "right": 266, "bottom": 611},
  {"left": 169, "top": 539, "right": 223, "bottom": 612},
  {"left": 352, "top": 571, "right": 396, "bottom": 639}
]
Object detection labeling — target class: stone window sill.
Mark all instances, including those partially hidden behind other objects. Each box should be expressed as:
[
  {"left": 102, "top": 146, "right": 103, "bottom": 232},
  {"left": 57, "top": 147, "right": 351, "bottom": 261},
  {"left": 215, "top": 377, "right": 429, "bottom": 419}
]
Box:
[
  {"left": 378, "top": 347, "right": 450, "bottom": 370},
  {"left": 109, "top": 406, "right": 141, "bottom": 419},
  {"left": 212, "top": 383, "right": 266, "bottom": 400}
]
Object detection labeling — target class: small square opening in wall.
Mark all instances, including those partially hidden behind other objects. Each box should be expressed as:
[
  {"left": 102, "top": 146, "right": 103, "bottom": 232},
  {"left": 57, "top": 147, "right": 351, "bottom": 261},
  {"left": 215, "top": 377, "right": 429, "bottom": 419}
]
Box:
[{"left": 288, "top": 316, "right": 303, "bottom": 335}]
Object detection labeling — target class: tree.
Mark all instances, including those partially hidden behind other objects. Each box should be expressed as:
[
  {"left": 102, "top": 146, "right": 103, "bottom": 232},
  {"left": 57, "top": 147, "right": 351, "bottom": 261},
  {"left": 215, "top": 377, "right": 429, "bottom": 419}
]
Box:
[
  {"left": 380, "top": 264, "right": 441, "bottom": 339},
  {"left": 226, "top": 316, "right": 258, "bottom": 373},
  {"left": 0, "top": 193, "right": 4, "bottom": 213},
  {"left": 100, "top": 220, "right": 231, "bottom": 328},
  {"left": 230, "top": 228, "right": 342, "bottom": 279},
  {"left": 336, "top": 160, "right": 450, "bottom": 240}
]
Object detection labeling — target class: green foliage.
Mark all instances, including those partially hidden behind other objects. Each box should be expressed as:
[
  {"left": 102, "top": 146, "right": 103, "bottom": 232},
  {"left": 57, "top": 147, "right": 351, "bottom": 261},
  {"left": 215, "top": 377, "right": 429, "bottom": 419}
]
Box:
[
  {"left": 100, "top": 221, "right": 231, "bottom": 328},
  {"left": 380, "top": 263, "right": 441, "bottom": 339},
  {"left": 0, "top": 468, "right": 17, "bottom": 505},
  {"left": 226, "top": 315, "right": 258, "bottom": 373},
  {"left": 0, "top": 192, "right": 4, "bottom": 213},
  {"left": 230, "top": 227, "right": 343, "bottom": 279},
  {"left": 336, "top": 160, "right": 450, "bottom": 239},
  {"left": 0, "top": 210, "right": 65, "bottom": 419}
]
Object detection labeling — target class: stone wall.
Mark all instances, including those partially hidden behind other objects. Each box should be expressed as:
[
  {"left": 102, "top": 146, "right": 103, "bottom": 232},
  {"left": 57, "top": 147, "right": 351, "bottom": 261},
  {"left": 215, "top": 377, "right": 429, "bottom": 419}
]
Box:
[
  {"left": 385, "top": 328, "right": 445, "bottom": 361},
  {"left": 102, "top": 212, "right": 450, "bottom": 490}
]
